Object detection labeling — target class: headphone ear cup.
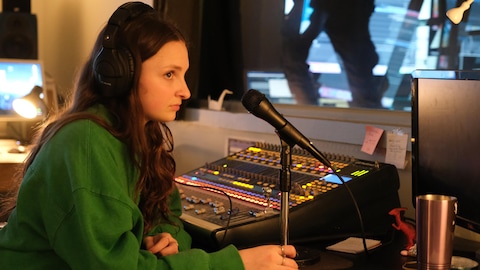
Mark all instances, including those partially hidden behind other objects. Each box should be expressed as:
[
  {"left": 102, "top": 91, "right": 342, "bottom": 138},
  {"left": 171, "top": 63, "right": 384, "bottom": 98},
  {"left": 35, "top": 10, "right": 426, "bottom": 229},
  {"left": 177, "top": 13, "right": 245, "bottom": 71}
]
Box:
[
  {"left": 92, "top": 2, "right": 153, "bottom": 97},
  {"left": 93, "top": 46, "right": 134, "bottom": 97}
]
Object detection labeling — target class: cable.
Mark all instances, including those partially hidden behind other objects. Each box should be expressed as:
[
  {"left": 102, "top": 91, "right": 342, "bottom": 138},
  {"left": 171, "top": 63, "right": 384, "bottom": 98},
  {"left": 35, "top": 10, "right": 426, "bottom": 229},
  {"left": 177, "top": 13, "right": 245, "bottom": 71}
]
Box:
[
  {"left": 174, "top": 181, "right": 234, "bottom": 247},
  {"left": 200, "top": 186, "right": 233, "bottom": 246},
  {"left": 332, "top": 169, "right": 370, "bottom": 255}
]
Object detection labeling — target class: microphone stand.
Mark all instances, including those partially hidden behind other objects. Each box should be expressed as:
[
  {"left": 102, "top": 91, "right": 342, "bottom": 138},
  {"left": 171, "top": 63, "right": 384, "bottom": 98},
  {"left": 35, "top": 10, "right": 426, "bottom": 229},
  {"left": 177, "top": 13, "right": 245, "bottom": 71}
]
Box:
[
  {"left": 279, "top": 138, "right": 292, "bottom": 247},
  {"left": 277, "top": 135, "right": 321, "bottom": 266}
]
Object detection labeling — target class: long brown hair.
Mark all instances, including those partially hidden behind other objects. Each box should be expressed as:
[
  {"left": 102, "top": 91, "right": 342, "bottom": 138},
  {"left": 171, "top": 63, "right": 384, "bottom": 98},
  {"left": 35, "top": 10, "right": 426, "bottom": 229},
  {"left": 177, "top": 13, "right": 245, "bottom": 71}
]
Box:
[{"left": 0, "top": 9, "right": 187, "bottom": 233}]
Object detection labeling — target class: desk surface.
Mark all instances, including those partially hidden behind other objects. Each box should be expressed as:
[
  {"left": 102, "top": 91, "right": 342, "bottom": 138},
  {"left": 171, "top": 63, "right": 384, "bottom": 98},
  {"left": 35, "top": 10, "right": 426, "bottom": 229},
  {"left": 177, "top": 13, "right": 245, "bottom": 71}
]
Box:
[
  {"left": 291, "top": 231, "right": 479, "bottom": 270},
  {"left": 0, "top": 139, "right": 28, "bottom": 163},
  {"left": 296, "top": 231, "right": 413, "bottom": 270},
  {"left": 0, "top": 140, "right": 27, "bottom": 193}
]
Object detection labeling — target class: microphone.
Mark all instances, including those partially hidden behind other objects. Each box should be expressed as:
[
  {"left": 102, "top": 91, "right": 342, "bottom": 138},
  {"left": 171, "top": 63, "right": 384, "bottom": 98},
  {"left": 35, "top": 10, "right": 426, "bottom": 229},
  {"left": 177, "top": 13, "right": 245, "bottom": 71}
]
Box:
[{"left": 241, "top": 89, "right": 332, "bottom": 168}]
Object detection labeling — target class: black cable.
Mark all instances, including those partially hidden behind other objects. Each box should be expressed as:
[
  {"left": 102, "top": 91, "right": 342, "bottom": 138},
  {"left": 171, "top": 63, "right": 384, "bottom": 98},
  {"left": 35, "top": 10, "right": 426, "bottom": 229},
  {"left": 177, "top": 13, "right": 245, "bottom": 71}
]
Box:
[
  {"left": 200, "top": 186, "right": 233, "bottom": 246},
  {"left": 174, "top": 181, "right": 234, "bottom": 247},
  {"left": 332, "top": 169, "right": 370, "bottom": 255}
]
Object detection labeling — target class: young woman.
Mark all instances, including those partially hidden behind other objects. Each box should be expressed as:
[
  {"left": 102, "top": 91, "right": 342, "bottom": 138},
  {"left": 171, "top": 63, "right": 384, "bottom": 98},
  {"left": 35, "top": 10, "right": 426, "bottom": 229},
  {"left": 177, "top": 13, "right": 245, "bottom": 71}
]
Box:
[{"left": 0, "top": 2, "right": 298, "bottom": 269}]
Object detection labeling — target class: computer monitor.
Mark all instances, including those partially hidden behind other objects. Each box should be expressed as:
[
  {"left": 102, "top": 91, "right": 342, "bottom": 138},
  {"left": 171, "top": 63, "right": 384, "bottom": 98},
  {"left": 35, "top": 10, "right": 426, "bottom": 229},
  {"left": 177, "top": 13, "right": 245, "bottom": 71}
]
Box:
[
  {"left": 244, "top": 70, "right": 295, "bottom": 104},
  {"left": 411, "top": 69, "right": 480, "bottom": 235},
  {"left": 0, "top": 58, "right": 45, "bottom": 119}
]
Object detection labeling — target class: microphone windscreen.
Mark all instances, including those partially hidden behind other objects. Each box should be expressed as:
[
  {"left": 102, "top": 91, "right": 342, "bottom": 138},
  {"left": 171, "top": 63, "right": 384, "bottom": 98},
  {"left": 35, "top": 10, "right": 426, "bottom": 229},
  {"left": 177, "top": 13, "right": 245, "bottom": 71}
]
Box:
[{"left": 241, "top": 89, "right": 265, "bottom": 112}]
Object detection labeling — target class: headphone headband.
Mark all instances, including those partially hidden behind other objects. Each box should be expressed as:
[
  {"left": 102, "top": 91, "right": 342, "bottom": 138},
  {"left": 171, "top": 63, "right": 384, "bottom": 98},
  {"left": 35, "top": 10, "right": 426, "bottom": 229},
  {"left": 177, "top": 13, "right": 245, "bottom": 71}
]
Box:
[
  {"left": 102, "top": 2, "right": 153, "bottom": 49},
  {"left": 93, "top": 2, "right": 154, "bottom": 97}
]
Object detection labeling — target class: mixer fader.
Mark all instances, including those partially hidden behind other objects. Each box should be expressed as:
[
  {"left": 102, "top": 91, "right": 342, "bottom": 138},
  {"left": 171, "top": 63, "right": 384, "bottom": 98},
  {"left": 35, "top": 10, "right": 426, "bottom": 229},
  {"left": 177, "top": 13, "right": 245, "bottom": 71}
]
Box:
[{"left": 175, "top": 142, "right": 400, "bottom": 250}]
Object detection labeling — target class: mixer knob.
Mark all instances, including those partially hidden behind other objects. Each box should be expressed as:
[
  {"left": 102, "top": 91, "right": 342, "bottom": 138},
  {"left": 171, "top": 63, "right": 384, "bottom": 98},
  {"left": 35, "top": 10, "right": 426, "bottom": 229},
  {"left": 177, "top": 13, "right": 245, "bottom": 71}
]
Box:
[
  {"left": 291, "top": 183, "right": 304, "bottom": 195},
  {"left": 252, "top": 211, "right": 265, "bottom": 218},
  {"left": 214, "top": 206, "right": 226, "bottom": 214},
  {"left": 210, "top": 201, "right": 224, "bottom": 208},
  {"left": 186, "top": 196, "right": 200, "bottom": 204},
  {"left": 262, "top": 187, "right": 272, "bottom": 196},
  {"left": 200, "top": 198, "right": 212, "bottom": 204},
  {"left": 195, "top": 208, "right": 207, "bottom": 215},
  {"left": 184, "top": 204, "right": 195, "bottom": 211}
]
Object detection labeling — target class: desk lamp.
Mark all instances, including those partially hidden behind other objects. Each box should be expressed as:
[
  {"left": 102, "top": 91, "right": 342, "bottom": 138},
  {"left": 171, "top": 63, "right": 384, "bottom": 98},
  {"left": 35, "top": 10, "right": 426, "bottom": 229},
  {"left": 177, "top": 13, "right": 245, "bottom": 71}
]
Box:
[
  {"left": 7, "top": 85, "right": 47, "bottom": 153},
  {"left": 446, "top": 0, "right": 474, "bottom": 24},
  {"left": 12, "top": 85, "right": 47, "bottom": 119}
]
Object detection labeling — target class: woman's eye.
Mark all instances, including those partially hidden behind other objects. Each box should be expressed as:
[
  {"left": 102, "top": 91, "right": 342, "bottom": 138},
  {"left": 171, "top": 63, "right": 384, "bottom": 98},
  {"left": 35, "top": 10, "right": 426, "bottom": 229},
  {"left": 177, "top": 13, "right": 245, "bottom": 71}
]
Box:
[{"left": 165, "top": 72, "right": 173, "bottom": 79}]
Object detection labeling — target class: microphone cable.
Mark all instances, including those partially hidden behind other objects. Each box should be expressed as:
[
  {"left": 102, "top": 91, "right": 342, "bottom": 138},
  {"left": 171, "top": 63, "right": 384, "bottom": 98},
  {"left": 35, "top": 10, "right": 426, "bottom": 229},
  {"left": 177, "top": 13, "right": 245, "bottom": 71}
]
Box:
[
  {"left": 241, "top": 89, "right": 372, "bottom": 255},
  {"left": 174, "top": 180, "right": 234, "bottom": 247},
  {"left": 331, "top": 168, "right": 370, "bottom": 255}
]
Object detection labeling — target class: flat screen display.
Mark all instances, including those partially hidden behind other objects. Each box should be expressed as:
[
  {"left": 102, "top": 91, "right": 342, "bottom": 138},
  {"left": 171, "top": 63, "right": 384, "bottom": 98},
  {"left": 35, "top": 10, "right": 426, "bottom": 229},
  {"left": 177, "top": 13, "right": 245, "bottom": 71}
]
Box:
[
  {"left": 411, "top": 69, "right": 480, "bottom": 234},
  {"left": 0, "top": 58, "right": 44, "bottom": 116}
]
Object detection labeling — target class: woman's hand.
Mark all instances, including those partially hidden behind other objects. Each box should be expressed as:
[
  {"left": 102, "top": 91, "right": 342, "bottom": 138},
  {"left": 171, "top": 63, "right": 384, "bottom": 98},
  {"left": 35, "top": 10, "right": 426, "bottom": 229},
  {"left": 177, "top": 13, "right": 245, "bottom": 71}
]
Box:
[
  {"left": 239, "top": 245, "right": 298, "bottom": 270},
  {"left": 143, "top": 232, "right": 179, "bottom": 257}
]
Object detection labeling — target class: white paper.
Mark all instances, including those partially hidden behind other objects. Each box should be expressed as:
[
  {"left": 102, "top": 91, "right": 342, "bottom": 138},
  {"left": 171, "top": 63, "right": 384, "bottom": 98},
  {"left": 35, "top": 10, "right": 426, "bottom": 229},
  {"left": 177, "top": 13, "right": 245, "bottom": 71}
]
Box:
[
  {"left": 326, "top": 237, "right": 381, "bottom": 254},
  {"left": 385, "top": 131, "right": 408, "bottom": 169}
]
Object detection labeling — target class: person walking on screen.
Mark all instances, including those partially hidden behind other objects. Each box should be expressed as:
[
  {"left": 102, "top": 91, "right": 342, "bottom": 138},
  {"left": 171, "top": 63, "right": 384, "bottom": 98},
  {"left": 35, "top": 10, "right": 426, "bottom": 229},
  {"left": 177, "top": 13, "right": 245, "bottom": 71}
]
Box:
[{"left": 282, "top": 0, "right": 386, "bottom": 108}]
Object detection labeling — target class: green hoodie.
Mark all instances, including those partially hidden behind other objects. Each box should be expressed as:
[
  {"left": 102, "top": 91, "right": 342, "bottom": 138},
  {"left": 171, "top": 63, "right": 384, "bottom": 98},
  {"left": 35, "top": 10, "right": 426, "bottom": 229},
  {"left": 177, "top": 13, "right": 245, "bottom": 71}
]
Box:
[{"left": 0, "top": 106, "right": 244, "bottom": 269}]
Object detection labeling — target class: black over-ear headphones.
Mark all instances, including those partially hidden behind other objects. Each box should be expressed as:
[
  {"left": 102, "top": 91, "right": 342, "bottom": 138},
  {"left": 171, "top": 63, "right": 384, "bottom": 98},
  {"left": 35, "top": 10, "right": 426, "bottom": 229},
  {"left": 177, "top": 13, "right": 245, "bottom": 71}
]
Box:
[{"left": 93, "top": 2, "right": 154, "bottom": 97}]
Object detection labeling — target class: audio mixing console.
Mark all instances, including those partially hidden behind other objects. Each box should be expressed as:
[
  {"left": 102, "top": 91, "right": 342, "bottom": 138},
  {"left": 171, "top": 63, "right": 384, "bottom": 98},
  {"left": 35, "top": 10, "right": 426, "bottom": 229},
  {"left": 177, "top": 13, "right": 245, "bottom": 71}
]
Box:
[{"left": 175, "top": 142, "right": 400, "bottom": 251}]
